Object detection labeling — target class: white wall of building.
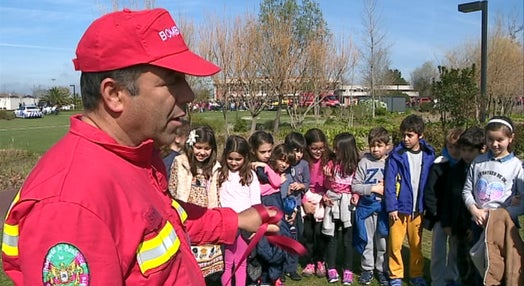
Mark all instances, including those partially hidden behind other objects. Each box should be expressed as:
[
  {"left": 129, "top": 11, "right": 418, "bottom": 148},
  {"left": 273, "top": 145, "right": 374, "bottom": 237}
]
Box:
[{"left": 0, "top": 95, "right": 38, "bottom": 110}]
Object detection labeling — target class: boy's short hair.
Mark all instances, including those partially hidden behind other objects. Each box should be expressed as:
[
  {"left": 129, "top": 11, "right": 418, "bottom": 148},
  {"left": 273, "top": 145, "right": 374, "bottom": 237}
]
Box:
[
  {"left": 400, "top": 114, "right": 425, "bottom": 135},
  {"left": 458, "top": 126, "right": 485, "bottom": 150},
  {"left": 368, "top": 127, "right": 390, "bottom": 145},
  {"left": 445, "top": 127, "right": 464, "bottom": 145}
]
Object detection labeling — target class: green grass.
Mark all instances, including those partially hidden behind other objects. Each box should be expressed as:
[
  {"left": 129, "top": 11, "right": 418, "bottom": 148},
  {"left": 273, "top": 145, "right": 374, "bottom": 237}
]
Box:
[{"left": 0, "top": 111, "right": 74, "bottom": 154}]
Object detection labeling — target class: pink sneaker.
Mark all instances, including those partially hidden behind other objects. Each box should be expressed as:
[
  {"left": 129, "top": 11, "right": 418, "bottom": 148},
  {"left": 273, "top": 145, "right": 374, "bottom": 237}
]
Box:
[
  {"left": 273, "top": 277, "right": 284, "bottom": 286},
  {"left": 316, "top": 261, "right": 326, "bottom": 277},
  {"left": 342, "top": 269, "right": 353, "bottom": 285},
  {"left": 302, "top": 263, "right": 315, "bottom": 277},
  {"left": 327, "top": 268, "right": 339, "bottom": 283}
]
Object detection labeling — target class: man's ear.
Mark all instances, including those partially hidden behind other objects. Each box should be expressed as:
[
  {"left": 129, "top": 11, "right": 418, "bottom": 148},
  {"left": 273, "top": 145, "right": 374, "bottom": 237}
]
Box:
[
  {"left": 419, "top": 133, "right": 424, "bottom": 139},
  {"left": 99, "top": 78, "right": 125, "bottom": 113}
]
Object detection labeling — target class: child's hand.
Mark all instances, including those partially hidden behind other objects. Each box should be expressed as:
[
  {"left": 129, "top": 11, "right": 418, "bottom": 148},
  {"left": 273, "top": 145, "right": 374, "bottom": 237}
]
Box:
[
  {"left": 302, "top": 201, "right": 315, "bottom": 214},
  {"left": 251, "top": 162, "right": 267, "bottom": 170},
  {"left": 323, "top": 195, "right": 334, "bottom": 207},
  {"left": 350, "top": 193, "right": 359, "bottom": 206},
  {"left": 285, "top": 210, "right": 297, "bottom": 224},
  {"left": 323, "top": 165, "right": 332, "bottom": 177},
  {"left": 469, "top": 205, "right": 488, "bottom": 226},
  {"left": 389, "top": 210, "right": 399, "bottom": 221},
  {"left": 371, "top": 180, "right": 384, "bottom": 195},
  {"left": 289, "top": 182, "right": 304, "bottom": 193}
]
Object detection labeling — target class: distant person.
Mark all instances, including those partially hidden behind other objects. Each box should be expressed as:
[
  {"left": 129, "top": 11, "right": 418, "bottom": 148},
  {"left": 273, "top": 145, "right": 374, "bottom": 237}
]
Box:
[
  {"left": 322, "top": 132, "right": 360, "bottom": 285},
  {"left": 462, "top": 116, "right": 524, "bottom": 283},
  {"left": 423, "top": 127, "right": 463, "bottom": 286},
  {"left": 352, "top": 127, "right": 390, "bottom": 286},
  {"left": 384, "top": 114, "right": 435, "bottom": 286},
  {"left": 162, "top": 118, "right": 190, "bottom": 178},
  {"left": 248, "top": 131, "right": 290, "bottom": 286},
  {"left": 281, "top": 131, "right": 311, "bottom": 282},
  {"left": 1, "top": 8, "right": 279, "bottom": 285},
  {"left": 218, "top": 135, "right": 261, "bottom": 286},
  {"left": 168, "top": 125, "right": 224, "bottom": 281},
  {"left": 301, "top": 128, "right": 332, "bottom": 278},
  {"left": 440, "top": 126, "right": 485, "bottom": 286}
]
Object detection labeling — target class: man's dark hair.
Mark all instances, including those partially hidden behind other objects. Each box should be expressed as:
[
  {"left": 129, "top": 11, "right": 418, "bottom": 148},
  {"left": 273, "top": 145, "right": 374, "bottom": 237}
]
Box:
[
  {"left": 80, "top": 64, "right": 147, "bottom": 110},
  {"left": 400, "top": 114, "right": 425, "bottom": 135},
  {"left": 458, "top": 126, "right": 485, "bottom": 150}
]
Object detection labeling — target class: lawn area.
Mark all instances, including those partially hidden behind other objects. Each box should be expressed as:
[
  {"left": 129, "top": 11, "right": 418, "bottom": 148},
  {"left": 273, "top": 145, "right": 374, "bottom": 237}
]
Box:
[{"left": 0, "top": 111, "right": 73, "bottom": 154}]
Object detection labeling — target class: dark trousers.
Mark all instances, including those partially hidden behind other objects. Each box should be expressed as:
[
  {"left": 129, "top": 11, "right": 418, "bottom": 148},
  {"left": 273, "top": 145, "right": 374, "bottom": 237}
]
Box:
[
  {"left": 325, "top": 220, "right": 353, "bottom": 269},
  {"left": 283, "top": 208, "right": 302, "bottom": 273},
  {"left": 301, "top": 214, "right": 327, "bottom": 264},
  {"left": 455, "top": 235, "right": 477, "bottom": 286}
]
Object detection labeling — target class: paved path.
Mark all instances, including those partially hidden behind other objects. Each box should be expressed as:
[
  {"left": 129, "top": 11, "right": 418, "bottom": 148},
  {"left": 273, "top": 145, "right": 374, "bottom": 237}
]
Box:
[{"left": 0, "top": 188, "right": 17, "bottom": 224}]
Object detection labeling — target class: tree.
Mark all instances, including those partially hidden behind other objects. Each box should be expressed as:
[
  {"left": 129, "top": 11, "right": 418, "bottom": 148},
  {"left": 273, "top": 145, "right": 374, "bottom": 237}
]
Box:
[
  {"left": 443, "top": 12, "right": 523, "bottom": 119},
  {"left": 384, "top": 69, "right": 408, "bottom": 85},
  {"left": 40, "top": 87, "right": 72, "bottom": 107},
  {"left": 432, "top": 65, "right": 478, "bottom": 129},
  {"left": 258, "top": 0, "right": 329, "bottom": 134},
  {"left": 411, "top": 61, "right": 438, "bottom": 99},
  {"left": 360, "top": 0, "right": 391, "bottom": 118}
]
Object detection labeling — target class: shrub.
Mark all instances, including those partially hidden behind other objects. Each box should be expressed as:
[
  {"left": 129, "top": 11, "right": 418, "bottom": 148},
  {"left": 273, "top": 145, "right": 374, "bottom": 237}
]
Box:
[
  {"left": 0, "top": 110, "right": 15, "bottom": 120},
  {"left": 233, "top": 117, "right": 249, "bottom": 132}
]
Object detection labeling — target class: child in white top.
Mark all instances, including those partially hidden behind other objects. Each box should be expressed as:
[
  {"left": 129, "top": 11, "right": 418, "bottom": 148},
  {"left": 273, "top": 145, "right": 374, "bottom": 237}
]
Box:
[
  {"left": 463, "top": 116, "right": 524, "bottom": 229},
  {"left": 218, "top": 135, "right": 261, "bottom": 286}
]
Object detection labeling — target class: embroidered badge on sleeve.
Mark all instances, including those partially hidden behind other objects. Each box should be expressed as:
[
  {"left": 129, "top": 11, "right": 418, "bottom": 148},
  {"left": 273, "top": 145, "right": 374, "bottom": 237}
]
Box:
[{"left": 42, "top": 243, "right": 89, "bottom": 286}]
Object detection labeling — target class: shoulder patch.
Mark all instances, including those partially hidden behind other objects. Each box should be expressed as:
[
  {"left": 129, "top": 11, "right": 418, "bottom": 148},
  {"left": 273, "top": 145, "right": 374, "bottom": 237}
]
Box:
[{"left": 43, "top": 243, "right": 89, "bottom": 285}]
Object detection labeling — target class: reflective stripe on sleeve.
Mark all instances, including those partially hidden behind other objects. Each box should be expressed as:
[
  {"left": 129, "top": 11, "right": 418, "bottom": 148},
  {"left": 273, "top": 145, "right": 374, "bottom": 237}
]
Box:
[
  {"left": 171, "top": 200, "right": 187, "bottom": 223},
  {"left": 2, "top": 223, "right": 19, "bottom": 257},
  {"left": 136, "top": 221, "right": 180, "bottom": 274}
]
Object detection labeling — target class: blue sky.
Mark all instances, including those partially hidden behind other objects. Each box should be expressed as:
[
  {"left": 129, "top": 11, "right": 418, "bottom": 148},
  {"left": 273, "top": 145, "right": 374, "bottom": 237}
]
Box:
[{"left": 0, "top": 0, "right": 522, "bottom": 94}]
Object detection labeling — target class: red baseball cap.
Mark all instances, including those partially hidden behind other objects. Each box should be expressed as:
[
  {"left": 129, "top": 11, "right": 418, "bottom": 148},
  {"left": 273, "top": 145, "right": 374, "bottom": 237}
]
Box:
[{"left": 73, "top": 8, "right": 220, "bottom": 76}]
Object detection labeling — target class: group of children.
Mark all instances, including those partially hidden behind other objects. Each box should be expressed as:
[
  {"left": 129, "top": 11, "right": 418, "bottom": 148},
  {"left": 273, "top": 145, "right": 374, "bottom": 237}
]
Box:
[{"left": 162, "top": 114, "right": 524, "bottom": 286}]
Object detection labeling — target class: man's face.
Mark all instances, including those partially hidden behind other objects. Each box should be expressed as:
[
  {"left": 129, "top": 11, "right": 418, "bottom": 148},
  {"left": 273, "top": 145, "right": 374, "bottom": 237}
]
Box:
[
  {"left": 402, "top": 131, "right": 421, "bottom": 151},
  {"left": 125, "top": 66, "right": 194, "bottom": 146}
]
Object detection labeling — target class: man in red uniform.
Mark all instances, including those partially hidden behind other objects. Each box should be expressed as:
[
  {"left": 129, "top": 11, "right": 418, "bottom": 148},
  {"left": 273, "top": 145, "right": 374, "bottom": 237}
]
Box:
[{"left": 2, "top": 8, "right": 278, "bottom": 285}]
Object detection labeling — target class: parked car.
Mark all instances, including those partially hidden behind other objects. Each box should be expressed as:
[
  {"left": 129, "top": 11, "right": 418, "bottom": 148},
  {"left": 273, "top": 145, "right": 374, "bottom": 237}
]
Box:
[
  {"left": 14, "top": 105, "right": 43, "bottom": 118},
  {"left": 301, "top": 93, "right": 341, "bottom": 107}
]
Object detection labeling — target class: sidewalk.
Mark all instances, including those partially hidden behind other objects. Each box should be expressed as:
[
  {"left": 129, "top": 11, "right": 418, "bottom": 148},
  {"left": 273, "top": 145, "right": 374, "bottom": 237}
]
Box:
[{"left": 0, "top": 188, "right": 17, "bottom": 224}]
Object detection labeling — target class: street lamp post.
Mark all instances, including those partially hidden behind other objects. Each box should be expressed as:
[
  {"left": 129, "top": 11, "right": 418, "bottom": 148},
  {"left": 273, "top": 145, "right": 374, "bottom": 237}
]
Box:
[
  {"left": 458, "top": 0, "right": 488, "bottom": 123},
  {"left": 70, "top": 84, "right": 76, "bottom": 109}
]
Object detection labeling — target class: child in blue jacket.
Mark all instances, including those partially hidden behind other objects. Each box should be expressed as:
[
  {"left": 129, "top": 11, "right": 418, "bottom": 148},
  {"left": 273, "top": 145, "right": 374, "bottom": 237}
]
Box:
[{"left": 384, "top": 115, "right": 435, "bottom": 286}]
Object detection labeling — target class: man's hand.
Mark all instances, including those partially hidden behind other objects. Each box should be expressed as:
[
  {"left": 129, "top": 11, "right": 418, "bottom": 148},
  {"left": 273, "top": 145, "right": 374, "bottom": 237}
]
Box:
[
  {"left": 443, "top": 226, "right": 452, "bottom": 236},
  {"left": 238, "top": 206, "right": 279, "bottom": 233}
]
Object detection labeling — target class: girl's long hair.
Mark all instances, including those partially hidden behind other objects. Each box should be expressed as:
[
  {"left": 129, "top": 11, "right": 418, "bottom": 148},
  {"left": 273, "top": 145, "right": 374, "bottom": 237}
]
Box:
[
  {"left": 269, "top": 144, "right": 296, "bottom": 172},
  {"left": 332, "top": 132, "right": 359, "bottom": 178},
  {"left": 185, "top": 125, "right": 217, "bottom": 179},
  {"left": 248, "top": 130, "right": 274, "bottom": 162},
  {"left": 218, "top": 135, "right": 253, "bottom": 187},
  {"left": 304, "top": 128, "right": 332, "bottom": 166}
]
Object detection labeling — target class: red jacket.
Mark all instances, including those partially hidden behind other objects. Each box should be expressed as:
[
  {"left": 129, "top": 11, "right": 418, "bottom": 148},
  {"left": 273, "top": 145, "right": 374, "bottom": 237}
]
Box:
[{"left": 2, "top": 115, "right": 237, "bottom": 285}]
